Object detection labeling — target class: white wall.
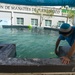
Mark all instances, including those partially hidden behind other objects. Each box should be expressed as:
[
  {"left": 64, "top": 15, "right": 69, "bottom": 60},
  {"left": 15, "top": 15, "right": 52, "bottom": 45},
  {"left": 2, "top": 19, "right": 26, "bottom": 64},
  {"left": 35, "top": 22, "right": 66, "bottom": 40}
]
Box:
[
  {"left": 0, "top": 11, "right": 67, "bottom": 28},
  {"left": 14, "top": 12, "right": 67, "bottom": 27},
  {"left": 41, "top": 15, "right": 67, "bottom": 27},
  {"left": 0, "top": 12, "right": 11, "bottom": 25},
  {"left": 14, "top": 13, "right": 41, "bottom": 26},
  {"left": 0, "top": 3, "right": 74, "bottom": 28}
]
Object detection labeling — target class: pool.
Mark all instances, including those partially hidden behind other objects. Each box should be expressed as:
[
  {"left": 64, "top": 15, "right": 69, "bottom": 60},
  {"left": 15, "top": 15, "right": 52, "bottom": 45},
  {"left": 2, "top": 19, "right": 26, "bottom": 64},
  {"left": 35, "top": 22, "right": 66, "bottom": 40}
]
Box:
[{"left": 0, "top": 27, "right": 69, "bottom": 58}]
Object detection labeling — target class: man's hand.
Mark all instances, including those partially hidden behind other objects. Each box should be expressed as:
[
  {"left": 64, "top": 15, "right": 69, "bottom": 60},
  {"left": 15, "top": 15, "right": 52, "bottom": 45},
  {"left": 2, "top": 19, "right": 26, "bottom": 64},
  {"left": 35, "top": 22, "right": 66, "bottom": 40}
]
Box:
[{"left": 60, "top": 56, "right": 70, "bottom": 64}]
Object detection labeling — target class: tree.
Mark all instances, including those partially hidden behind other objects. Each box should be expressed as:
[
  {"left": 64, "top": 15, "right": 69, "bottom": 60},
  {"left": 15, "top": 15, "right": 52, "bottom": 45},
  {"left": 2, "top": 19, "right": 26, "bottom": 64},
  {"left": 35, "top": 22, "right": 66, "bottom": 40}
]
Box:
[
  {"left": 66, "top": 9, "right": 75, "bottom": 25},
  {"left": 34, "top": 7, "right": 54, "bottom": 27},
  {"left": 62, "top": 6, "right": 75, "bottom": 25}
]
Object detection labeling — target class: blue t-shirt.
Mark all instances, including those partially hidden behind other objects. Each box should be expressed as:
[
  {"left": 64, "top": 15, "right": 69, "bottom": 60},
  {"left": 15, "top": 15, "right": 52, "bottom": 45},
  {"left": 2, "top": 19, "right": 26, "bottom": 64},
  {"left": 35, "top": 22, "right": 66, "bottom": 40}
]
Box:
[{"left": 59, "top": 26, "right": 75, "bottom": 46}]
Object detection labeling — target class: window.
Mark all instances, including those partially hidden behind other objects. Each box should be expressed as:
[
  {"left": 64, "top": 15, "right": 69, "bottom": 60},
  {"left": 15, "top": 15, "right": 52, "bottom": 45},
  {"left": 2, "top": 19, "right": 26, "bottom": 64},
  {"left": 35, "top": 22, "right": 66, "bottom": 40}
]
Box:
[
  {"left": 31, "top": 19, "right": 38, "bottom": 26},
  {"left": 57, "top": 21, "right": 65, "bottom": 27},
  {"left": 45, "top": 20, "right": 52, "bottom": 26},
  {"left": 17, "top": 18, "right": 24, "bottom": 25}
]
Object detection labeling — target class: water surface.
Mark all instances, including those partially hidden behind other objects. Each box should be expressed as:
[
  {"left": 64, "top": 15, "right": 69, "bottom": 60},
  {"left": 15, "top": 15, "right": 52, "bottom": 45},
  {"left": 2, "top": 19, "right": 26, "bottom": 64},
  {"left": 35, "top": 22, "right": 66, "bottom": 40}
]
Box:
[{"left": 0, "top": 28, "right": 69, "bottom": 58}]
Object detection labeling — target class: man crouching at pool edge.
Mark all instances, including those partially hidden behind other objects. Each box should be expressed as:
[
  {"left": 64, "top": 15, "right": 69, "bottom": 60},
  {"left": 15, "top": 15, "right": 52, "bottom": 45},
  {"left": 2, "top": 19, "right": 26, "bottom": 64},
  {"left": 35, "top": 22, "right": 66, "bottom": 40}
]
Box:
[{"left": 55, "top": 23, "right": 75, "bottom": 64}]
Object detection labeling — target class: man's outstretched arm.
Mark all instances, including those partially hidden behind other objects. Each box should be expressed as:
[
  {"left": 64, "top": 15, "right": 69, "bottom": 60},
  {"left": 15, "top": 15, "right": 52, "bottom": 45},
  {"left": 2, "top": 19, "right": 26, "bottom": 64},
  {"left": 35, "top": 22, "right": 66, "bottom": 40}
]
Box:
[{"left": 55, "top": 38, "right": 61, "bottom": 56}]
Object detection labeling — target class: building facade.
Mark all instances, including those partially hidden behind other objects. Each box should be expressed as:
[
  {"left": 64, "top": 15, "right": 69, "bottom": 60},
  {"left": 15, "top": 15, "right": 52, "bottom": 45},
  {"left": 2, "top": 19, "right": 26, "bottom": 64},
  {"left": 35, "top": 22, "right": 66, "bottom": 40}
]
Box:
[{"left": 0, "top": 3, "right": 73, "bottom": 28}]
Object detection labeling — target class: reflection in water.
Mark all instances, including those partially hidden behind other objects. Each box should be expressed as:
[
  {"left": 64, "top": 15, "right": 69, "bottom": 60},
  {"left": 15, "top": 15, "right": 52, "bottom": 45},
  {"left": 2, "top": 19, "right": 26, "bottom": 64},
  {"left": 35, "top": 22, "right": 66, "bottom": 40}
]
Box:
[
  {"left": 10, "top": 27, "right": 54, "bottom": 35},
  {"left": 31, "top": 27, "right": 44, "bottom": 34}
]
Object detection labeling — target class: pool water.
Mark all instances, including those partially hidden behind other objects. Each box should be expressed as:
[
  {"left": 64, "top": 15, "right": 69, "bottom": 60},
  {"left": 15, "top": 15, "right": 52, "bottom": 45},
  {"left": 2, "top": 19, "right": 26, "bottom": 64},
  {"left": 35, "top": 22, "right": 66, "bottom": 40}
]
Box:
[{"left": 0, "top": 28, "right": 69, "bottom": 58}]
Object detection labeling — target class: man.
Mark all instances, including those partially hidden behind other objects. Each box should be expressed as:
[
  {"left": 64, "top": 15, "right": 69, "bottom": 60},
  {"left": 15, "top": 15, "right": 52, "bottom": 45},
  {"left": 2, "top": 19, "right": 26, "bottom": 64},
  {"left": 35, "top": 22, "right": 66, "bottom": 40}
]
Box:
[{"left": 55, "top": 23, "right": 75, "bottom": 64}]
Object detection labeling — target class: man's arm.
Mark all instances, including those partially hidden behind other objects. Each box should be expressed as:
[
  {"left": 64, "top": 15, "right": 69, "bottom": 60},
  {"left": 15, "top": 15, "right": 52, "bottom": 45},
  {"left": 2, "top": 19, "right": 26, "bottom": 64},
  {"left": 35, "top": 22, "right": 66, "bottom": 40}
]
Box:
[{"left": 55, "top": 38, "right": 61, "bottom": 55}]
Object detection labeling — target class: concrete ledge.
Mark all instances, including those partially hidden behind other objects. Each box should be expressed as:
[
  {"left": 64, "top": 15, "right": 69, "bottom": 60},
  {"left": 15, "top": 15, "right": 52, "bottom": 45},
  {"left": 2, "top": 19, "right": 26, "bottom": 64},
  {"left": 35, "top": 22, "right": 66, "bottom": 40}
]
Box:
[
  {"left": 2, "top": 25, "right": 59, "bottom": 31},
  {"left": 0, "top": 44, "right": 75, "bottom": 73},
  {"left": 0, "top": 58, "right": 75, "bottom": 73},
  {"left": 44, "top": 27, "right": 59, "bottom": 31},
  {"left": 2, "top": 25, "right": 28, "bottom": 28}
]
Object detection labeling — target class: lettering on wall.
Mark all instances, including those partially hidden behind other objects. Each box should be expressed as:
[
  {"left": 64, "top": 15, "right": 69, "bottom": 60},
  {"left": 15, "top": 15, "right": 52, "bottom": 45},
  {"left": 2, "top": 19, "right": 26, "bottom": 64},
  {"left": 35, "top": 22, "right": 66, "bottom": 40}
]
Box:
[{"left": 0, "top": 3, "right": 61, "bottom": 14}]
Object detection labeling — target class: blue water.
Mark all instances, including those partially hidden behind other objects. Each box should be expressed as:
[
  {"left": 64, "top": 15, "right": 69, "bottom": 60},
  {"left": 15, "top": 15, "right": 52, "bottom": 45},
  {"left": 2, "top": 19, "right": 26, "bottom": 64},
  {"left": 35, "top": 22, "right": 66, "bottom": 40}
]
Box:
[{"left": 0, "top": 28, "right": 69, "bottom": 58}]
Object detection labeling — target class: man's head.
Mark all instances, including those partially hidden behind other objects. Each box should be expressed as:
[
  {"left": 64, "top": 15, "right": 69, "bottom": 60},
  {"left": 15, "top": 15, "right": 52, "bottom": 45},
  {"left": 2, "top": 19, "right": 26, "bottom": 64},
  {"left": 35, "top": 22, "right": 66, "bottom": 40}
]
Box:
[{"left": 59, "top": 23, "right": 73, "bottom": 36}]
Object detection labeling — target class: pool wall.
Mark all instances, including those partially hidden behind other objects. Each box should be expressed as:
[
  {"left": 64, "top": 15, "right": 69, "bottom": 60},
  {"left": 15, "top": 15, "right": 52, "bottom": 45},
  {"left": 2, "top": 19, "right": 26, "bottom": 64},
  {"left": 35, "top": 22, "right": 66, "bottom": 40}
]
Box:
[
  {"left": 0, "top": 44, "right": 75, "bottom": 73},
  {"left": 2, "top": 25, "right": 59, "bottom": 31},
  {"left": 2, "top": 25, "right": 28, "bottom": 29}
]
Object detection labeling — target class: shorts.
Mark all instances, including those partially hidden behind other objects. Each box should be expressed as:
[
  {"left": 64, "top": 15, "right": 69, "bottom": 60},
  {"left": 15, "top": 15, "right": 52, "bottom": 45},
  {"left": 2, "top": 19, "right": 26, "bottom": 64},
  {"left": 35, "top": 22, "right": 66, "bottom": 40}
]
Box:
[{"left": 58, "top": 46, "right": 75, "bottom": 60}]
